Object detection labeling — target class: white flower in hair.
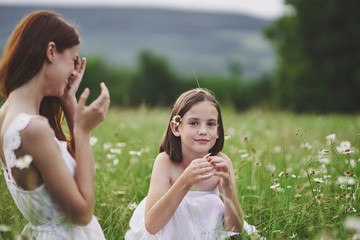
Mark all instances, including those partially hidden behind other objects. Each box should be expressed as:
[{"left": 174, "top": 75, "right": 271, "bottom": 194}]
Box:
[
  {"left": 15, "top": 155, "right": 33, "bottom": 169},
  {"left": 172, "top": 115, "right": 182, "bottom": 126}
]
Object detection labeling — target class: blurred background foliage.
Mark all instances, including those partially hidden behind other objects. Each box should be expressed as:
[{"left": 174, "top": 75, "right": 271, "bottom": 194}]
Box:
[
  {"left": 265, "top": 0, "right": 360, "bottom": 113},
  {"left": 77, "top": 0, "right": 360, "bottom": 113},
  {"left": 80, "top": 51, "right": 273, "bottom": 111}
]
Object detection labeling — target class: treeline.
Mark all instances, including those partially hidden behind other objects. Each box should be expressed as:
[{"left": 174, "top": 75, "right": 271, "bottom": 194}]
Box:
[
  {"left": 264, "top": 0, "right": 360, "bottom": 113},
  {"left": 80, "top": 0, "right": 360, "bottom": 113},
  {"left": 79, "top": 50, "right": 273, "bottom": 111}
]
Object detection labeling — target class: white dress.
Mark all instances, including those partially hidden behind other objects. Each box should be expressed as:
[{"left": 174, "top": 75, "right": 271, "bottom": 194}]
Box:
[
  {"left": 0, "top": 113, "right": 105, "bottom": 240},
  {"left": 125, "top": 187, "right": 259, "bottom": 240}
]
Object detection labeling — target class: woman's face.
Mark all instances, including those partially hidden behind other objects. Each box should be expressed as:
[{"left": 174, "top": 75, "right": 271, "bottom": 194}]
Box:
[{"left": 47, "top": 45, "right": 79, "bottom": 97}]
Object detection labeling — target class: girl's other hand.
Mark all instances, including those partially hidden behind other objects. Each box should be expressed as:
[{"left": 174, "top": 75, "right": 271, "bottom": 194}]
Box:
[
  {"left": 208, "top": 156, "right": 232, "bottom": 188},
  {"left": 74, "top": 82, "right": 110, "bottom": 134},
  {"left": 183, "top": 158, "right": 214, "bottom": 187}
]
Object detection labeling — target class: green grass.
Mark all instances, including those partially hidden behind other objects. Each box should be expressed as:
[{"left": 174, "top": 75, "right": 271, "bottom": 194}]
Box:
[{"left": 1, "top": 107, "right": 360, "bottom": 239}]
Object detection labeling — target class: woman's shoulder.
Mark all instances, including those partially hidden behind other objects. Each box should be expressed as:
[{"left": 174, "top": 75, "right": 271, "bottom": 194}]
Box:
[
  {"left": 19, "top": 114, "right": 51, "bottom": 135},
  {"left": 2, "top": 112, "right": 50, "bottom": 140},
  {"left": 1, "top": 112, "right": 53, "bottom": 166},
  {"left": 15, "top": 114, "right": 54, "bottom": 146}
]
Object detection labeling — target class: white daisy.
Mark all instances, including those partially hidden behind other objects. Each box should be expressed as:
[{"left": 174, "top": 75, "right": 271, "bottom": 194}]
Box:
[
  {"left": 89, "top": 136, "right": 98, "bottom": 146},
  {"left": 15, "top": 155, "right": 33, "bottom": 169}
]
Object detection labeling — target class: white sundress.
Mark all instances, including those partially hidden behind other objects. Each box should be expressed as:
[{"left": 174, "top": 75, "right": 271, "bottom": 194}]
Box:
[
  {"left": 0, "top": 113, "right": 105, "bottom": 240},
  {"left": 125, "top": 187, "right": 260, "bottom": 240}
]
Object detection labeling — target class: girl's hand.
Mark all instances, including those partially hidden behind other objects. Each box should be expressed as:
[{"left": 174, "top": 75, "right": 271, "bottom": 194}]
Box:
[
  {"left": 208, "top": 156, "right": 232, "bottom": 189},
  {"left": 74, "top": 82, "right": 110, "bottom": 134},
  {"left": 182, "top": 157, "right": 214, "bottom": 187}
]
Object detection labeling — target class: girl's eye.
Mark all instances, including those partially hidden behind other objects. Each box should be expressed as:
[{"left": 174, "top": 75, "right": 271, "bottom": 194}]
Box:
[
  {"left": 208, "top": 122, "right": 217, "bottom": 127},
  {"left": 189, "top": 121, "right": 198, "bottom": 126}
]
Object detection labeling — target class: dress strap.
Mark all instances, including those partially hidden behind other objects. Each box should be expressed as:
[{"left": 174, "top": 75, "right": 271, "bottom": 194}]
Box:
[{"left": 2, "top": 113, "right": 47, "bottom": 183}]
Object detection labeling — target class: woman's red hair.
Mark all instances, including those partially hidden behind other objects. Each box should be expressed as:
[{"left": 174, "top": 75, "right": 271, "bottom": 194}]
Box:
[{"left": 0, "top": 11, "right": 80, "bottom": 156}]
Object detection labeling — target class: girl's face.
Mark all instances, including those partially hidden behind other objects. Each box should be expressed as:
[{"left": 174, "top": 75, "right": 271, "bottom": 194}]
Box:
[
  {"left": 47, "top": 45, "right": 79, "bottom": 97},
  {"left": 178, "top": 101, "right": 219, "bottom": 157}
]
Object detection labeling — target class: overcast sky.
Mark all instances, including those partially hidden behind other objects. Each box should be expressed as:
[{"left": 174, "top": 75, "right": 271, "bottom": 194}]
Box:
[{"left": 0, "top": 0, "right": 289, "bottom": 19}]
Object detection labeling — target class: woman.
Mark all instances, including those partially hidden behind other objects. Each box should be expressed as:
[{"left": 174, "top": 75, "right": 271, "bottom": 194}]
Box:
[{"left": 0, "top": 10, "right": 109, "bottom": 239}]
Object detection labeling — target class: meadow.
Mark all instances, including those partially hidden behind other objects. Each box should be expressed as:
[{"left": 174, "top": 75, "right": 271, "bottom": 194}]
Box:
[{"left": 1, "top": 107, "right": 360, "bottom": 239}]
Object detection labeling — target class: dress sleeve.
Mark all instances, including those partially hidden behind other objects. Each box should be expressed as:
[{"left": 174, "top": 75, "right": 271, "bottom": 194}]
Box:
[{"left": 3, "top": 113, "right": 47, "bottom": 181}]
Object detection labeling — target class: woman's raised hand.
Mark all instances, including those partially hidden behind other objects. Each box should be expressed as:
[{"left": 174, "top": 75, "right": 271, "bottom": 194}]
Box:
[
  {"left": 74, "top": 82, "right": 110, "bottom": 133},
  {"left": 61, "top": 57, "right": 86, "bottom": 108}
]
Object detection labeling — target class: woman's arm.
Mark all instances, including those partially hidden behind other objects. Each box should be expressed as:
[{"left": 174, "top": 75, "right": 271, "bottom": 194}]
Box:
[
  {"left": 20, "top": 83, "right": 110, "bottom": 226},
  {"left": 210, "top": 153, "right": 244, "bottom": 232},
  {"left": 145, "top": 153, "right": 214, "bottom": 235}
]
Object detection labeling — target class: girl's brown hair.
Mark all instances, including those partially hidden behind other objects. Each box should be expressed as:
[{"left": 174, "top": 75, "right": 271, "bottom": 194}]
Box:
[
  {"left": 159, "top": 88, "right": 225, "bottom": 162},
  {"left": 0, "top": 11, "right": 80, "bottom": 156}
]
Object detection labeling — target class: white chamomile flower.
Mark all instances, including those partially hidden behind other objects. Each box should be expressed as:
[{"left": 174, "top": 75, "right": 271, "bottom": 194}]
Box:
[
  {"left": 319, "top": 157, "right": 330, "bottom": 164},
  {"left": 103, "top": 142, "right": 112, "bottom": 151},
  {"left": 337, "top": 141, "right": 354, "bottom": 154},
  {"left": 0, "top": 224, "right": 11, "bottom": 232},
  {"left": 129, "top": 150, "right": 142, "bottom": 156},
  {"left": 89, "top": 136, "right": 98, "bottom": 146},
  {"left": 326, "top": 134, "right": 336, "bottom": 144},
  {"left": 337, "top": 176, "right": 355, "bottom": 185},
  {"left": 128, "top": 202, "right": 138, "bottom": 210},
  {"left": 301, "top": 142, "right": 312, "bottom": 150},
  {"left": 224, "top": 133, "right": 231, "bottom": 140},
  {"left": 15, "top": 155, "right": 33, "bottom": 169},
  {"left": 290, "top": 233, "right": 297, "bottom": 239},
  {"left": 106, "top": 153, "right": 116, "bottom": 159},
  {"left": 110, "top": 148, "right": 122, "bottom": 154},
  {"left": 270, "top": 183, "right": 280, "bottom": 189},
  {"left": 116, "top": 142, "right": 127, "bottom": 147},
  {"left": 314, "top": 178, "right": 324, "bottom": 183},
  {"left": 171, "top": 115, "right": 182, "bottom": 126},
  {"left": 273, "top": 146, "right": 281, "bottom": 153},
  {"left": 113, "top": 159, "right": 119, "bottom": 166},
  {"left": 266, "top": 164, "right": 276, "bottom": 172}
]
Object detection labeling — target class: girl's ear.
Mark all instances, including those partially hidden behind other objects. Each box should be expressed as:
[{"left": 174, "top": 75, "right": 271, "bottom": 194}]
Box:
[
  {"left": 46, "top": 42, "right": 56, "bottom": 63},
  {"left": 170, "top": 121, "right": 181, "bottom": 137}
]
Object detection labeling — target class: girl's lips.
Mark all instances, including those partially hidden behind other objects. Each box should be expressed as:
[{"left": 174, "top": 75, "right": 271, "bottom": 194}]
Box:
[{"left": 196, "top": 139, "right": 209, "bottom": 144}]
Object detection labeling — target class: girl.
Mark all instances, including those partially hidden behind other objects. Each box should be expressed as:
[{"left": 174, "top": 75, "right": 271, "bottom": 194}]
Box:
[
  {"left": 125, "top": 88, "right": 259, "bottom": 239},
  {"left": 0, "top": 11, "right": 109, "bottom": 239}
]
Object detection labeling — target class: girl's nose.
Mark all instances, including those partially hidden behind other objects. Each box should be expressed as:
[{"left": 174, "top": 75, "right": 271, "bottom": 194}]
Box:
[{"left": 199, "top": 126, "right": 207, "bottom": 135}]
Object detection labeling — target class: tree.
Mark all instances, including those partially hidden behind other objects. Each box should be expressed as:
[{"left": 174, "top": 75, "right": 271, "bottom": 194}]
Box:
[
  {"left": 265, "top": 0, "right": 360, "bottom": 112},
  {"left": 128, "top": 50, "right": 180, "bottom": 106}
]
